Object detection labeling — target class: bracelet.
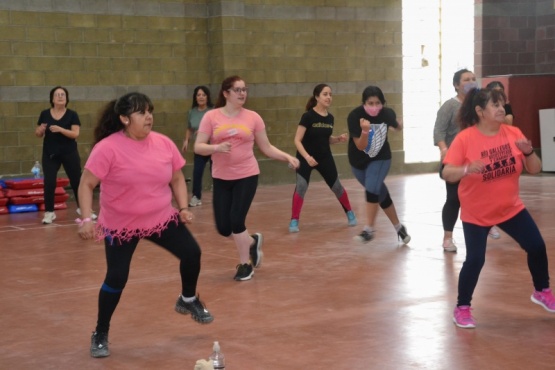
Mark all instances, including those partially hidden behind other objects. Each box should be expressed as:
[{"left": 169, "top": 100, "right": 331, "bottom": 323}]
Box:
[
  {"left": 179, "top": 207, "right": 188, "bottom": 212},
  {"left": 463, "top": 165, "right": 469, "bottom": 176},
  {"left": 75, "top": 217, "right": 92, "bottom": 226},
  {"left": 524, "top": 149, "right": 534, "bottom": 157}
]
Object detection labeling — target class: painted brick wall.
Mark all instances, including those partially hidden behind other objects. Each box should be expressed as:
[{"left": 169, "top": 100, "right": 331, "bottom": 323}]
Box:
[{"left": 475, "top": 0, "right": 555, "bottom": 76}]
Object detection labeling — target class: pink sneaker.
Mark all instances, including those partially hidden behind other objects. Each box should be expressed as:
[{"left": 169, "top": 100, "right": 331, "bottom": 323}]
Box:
[
  {"left": 453, "top": 305, "right": 475, "bottom": 328},
  {"left": 531, "top": 288, "right": 555, "bottom": 313}
]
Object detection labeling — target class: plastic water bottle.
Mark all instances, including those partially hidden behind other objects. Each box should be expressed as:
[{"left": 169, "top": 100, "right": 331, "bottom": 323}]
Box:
[
  {"left": 209, "top": 341, "right": 225, "bottom": 370},
  {"left": 31, "top": 161, "right": 41, "bottom": 179}
]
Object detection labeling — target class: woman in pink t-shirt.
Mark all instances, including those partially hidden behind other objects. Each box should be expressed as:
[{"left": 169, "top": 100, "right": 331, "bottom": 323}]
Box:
[
  {"left": 77, "top": 93, "right": 213, "bottom": 358},
  {"left": 443, "top": 87, "right": 554, "bottom": 329},
  {"left": 195, "top": 75, "right": 300, "bottom": 281}
]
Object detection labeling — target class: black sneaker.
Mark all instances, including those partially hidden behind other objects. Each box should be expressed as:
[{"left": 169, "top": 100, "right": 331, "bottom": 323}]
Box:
[
  {"left": 397, "top": 225, "right": 411, "bottom": 244},
  {"left": 90, "top": 331, "right": 110, "bottom": 358},
  {"left": 354, "top": 230, "right": 374, "bottom": 243},
  {"left": 175, "top": 295, "right": 214, "bottom": 324},
  {"left": 234, "top": 263, "right": 254, "bottom": 281},
  {"left": 249, "top": 233, "right": 264, "bottom": 268}
]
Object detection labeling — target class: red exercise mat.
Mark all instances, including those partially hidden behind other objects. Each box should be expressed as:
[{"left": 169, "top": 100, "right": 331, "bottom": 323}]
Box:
[
  {"left": 0, "top": 198, "right": 7, "bottom": 206},
  {"left": 3, "top": 187, "right": 66, "bottom": 198},
  {"left": 9, "top": 193, "right": 70, "bottom": 205},
  {"left": 4, "top": 178, "right": 70, "bottom": 190},
  {"left": 38, "top": 202, "right": 68, "bottom": 211}
]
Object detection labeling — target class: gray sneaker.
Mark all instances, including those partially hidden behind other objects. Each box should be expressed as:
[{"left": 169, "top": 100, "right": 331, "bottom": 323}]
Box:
[
  {"left": 189, "top": 196, "right": 202, "bottom": 207},
  {"left": 175, "top": 295, "right": 214, "bottom": 324},
  {"left": 90, "top": 331, "right": 110, "bottom": 358}
]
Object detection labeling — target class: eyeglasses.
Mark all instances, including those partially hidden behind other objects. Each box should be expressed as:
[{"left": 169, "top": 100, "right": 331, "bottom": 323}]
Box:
[
  {"left": 229, "top": 87, "right": 248, "bottom": 94},
  {"left": 54, "top": 93, "right": 66, "bottom": 97}
]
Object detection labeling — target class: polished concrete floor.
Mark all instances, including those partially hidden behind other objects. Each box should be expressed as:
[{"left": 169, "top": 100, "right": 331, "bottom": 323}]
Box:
[{"left": 1, "top": 172, "right": 555, "bottom": 370}]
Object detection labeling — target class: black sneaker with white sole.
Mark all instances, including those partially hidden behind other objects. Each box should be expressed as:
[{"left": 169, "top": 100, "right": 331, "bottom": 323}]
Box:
[
  {"left": 249, "top": 233, "right": 264, "bottom": 268},
  {"left": 234, "top": 263, "right": 254, "bottom": 281},
  {"left": 175, "top": 295, "right": 214, "bottom": 324},
  {"left": 397, "top": 225, "right": 411, "bottom": 244}
]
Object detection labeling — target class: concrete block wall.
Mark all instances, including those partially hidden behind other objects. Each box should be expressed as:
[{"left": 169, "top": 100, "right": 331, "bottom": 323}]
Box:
[{"left": 0, "top": 0, "right": 406, "bottom": 185}]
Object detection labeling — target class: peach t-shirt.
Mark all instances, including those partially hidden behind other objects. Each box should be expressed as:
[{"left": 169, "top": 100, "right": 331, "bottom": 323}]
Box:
[
  {"left": 444, "top": 124, "right": 527, "bottom": 226},
  {"left": 198, "top": 108, "right": 265, "bottom": 180}
]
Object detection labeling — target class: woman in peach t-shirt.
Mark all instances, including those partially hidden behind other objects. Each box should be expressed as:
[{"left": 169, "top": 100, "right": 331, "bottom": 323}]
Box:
[
  {"left": 195, "top": 75, "right": 299, "bottom": 281},
  {"left": 443, "top": 87, "right": 554, "bottom": 329}
]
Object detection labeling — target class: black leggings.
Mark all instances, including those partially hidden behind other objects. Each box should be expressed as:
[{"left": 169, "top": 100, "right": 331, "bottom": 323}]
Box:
[
  {"left": 457, "top": 209, "right": 549, "bottom": 306},
  {"left": 42, "top": 150, "right": 82, "bottom": 212},
  {"left": 442, "top": 181, "right": 460, "bottom": 232},
  {"left": 95, "top": 220, "right": 201, "bottom": 332},
  {"left": 212, "top": 175, "right": 258, "bottom": 236}
]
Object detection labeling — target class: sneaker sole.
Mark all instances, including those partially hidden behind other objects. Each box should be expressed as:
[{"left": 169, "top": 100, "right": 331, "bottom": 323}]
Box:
[
  {"left": 175, "top": 305, "right": 214, "bottom": 324},
  {"left": 289, "top": 227, "right": 299, "bottom": 233},
  {"left": 399, "top": 235, "right": 411, "bottom": 244},
  {"left": 530, "top": 295, "right": 555, "bottom": 313},
  {"left": 353, "top": 235, "right": 373, "bottom": 243},
  {"left": 91, "top": 349, "right": 110, "bottom": 358},
  {"left": 234, "top": 271, "right": 254, "bottom": 281},
  {"left": 251, "top": 233, "right": 263, "bottom": 268},
  {"left": 452, "top": 317, "right": 476, "bottom": 328},
  {"left": 443, "top": 247, "right": 457, "bottom": 252}
]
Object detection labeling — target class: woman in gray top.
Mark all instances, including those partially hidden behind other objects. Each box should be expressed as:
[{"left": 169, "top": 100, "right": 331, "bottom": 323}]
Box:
[{"left": 433, "top": 69, "right": 476, "bottom": 252}]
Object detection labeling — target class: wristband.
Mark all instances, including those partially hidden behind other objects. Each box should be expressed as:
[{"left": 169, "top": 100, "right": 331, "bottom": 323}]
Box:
[
  {"left": 463, "top": 165, "right": 469, "bottom": 176},
  {"left": 75, "top": 217, "right": 92, "bottom": 226},
  {"left": 524, "top": 150, "right": 534, "bottom": 157}
]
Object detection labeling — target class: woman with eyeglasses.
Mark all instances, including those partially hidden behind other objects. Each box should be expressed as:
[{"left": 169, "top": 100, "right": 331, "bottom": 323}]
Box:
[
  {"left": 34, "top": 86, "right": 96, "bottom": 224},
  {"left": 195, "top": 75, "right": 300, "bottom": 281}
]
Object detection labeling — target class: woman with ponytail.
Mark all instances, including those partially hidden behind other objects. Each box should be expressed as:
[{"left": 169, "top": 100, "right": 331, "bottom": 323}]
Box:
[
  {"left": 443, "top": 87, "right": 554, "bottom": 328},
  {"left": 288, "top": 83, "right": 356, "bottom": 233},
  {"left": 78, "top": 92, "right": 213, "bottom": 358}
]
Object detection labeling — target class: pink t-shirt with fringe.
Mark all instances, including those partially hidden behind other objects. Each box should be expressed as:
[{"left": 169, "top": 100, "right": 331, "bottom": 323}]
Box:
[{"left": 85, "top": 131, "right": 185, "bottom": 243}]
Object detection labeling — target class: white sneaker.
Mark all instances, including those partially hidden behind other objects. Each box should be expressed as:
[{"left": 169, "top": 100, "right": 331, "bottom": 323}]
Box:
[
  {"left": 189, "top": 196, "right": 202, "bottom": 207},
  {"left": 488, "top": 226, "right": 501, "bottom": 239},
  {"left": 76, "top": 208, "right": 98, "bottom": 221},
  {"left": 42, "top": 211, "right": 56, "bottom": 224},
  {"left": 443, "top": 238, "right": 457, "bottom": 252}
]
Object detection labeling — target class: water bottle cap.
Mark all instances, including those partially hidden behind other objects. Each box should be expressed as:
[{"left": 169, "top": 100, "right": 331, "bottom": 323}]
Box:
[{"left": 213, "top": 341, "right": 220, "bottom": 352}]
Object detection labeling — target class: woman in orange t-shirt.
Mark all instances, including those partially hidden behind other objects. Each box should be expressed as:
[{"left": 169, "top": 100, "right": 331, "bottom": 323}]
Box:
[{"left": 443, "top": 87, "right": 554, "bottom": 329}]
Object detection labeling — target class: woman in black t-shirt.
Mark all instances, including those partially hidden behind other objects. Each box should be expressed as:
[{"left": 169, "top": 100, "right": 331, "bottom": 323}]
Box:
[
  {"left": 288, "top": 84, "right": 356, "bottom": 233},
  {"left": 347, "top": 85, "right": 410, "bottom": 244},
  {"left": 35, "top": 86, "right": 95, "bottom": 224}
]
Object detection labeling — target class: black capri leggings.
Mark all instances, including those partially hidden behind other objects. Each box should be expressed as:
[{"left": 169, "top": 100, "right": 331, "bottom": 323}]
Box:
[{"left": 212, "top": 175, "right": 258, "bottom": 236}]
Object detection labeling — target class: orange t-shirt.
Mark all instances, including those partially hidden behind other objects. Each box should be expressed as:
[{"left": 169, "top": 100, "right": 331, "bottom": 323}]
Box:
[{"left": 444, "top": 124, "right": 527, "bottom": 226}]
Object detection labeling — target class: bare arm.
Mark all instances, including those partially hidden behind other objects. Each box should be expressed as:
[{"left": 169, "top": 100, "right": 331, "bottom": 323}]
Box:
[
  {"left": 255, "top": 129, "right": 300, "bottom": 169},
  {"left": 442, "top": 160, "right": 485, "bottom": 183},
  {"left": 294, "top": 126, "right": 317, "bottom": 167},
  {"left": 515, "top": 138, "right": 541, "bottom": 174},
  {"left": 182, "top": 127, "right": 194, "bottom": 152},
  {"left": 353, "top": 118, "right": 371, "bottom": 151},
  {"left": 329, "top": 133, "right": 348, "bottom": 144},
  {"left": 49, "top": 124, "right": 80, "bottom": 139},
  {"left": 194, "top": 132, "right": 231, "bottom": 156},
  {"left": 169, "top": 169, "right": 195, "bottom": 224},
  {"left": 77, "top": 169, "right": 100, "bottom": 240}
]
